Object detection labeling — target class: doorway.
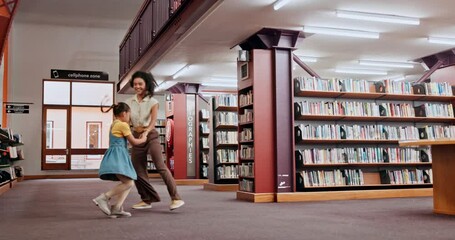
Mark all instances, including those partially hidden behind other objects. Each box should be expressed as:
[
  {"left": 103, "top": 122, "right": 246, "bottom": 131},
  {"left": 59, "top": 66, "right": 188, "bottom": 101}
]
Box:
[{"left": 41, "top": 79, "right": 114, "bottom": 170}]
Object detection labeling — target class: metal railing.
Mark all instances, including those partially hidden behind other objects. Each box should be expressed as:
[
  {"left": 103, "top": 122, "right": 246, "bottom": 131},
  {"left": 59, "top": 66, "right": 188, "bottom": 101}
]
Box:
[{"left": 119, "top": 0, "right": 186, "bottom": 79}]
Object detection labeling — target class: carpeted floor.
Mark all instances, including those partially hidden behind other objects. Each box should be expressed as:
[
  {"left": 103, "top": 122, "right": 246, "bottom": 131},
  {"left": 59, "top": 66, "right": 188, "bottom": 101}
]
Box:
[{"left": 1, "top": 179, "right": 455, "bottom": 240}]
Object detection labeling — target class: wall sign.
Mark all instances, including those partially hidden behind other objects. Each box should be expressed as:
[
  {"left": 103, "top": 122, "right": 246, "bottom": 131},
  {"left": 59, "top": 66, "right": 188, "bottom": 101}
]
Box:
[
  {"left": 186, "top": 95, "right": 196, "bottom": 177},
  {"left": 5, "top": 104, "right": 29, "bottom": 114},
  {"left": 50, "top": 69, "right": 109, "bottom": 81}
]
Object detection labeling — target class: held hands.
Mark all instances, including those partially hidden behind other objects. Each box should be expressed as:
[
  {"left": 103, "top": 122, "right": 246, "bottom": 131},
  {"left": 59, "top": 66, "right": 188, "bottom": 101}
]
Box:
[{"left": 140, "top": 131, "right": 148, "bottom": 143}]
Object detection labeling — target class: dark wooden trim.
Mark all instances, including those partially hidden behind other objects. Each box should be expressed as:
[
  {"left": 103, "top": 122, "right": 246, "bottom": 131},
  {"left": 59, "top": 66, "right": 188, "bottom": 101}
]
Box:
[
  {"left": 24, "top": 174, "right": 98, "bottom": 180},
  {"left": 41, "top": 105, "right": 71, "bottom": 170},
  {"left": 70, "top": 149, "right": 107, "bottom": 155},
  {"left": 118, "top": 0, "right": 221, "bottom": 93}
]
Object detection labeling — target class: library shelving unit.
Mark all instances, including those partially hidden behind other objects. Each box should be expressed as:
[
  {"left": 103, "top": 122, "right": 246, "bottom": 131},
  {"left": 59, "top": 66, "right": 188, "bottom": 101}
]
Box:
[
  {"left": 0, "top": 128, "right": 24, "bottom": 196},
  {"left": 204, "top": 94, "right": 239, "bottom": 191},
  {"left": 235, "top": 28, "right": 299, "bottom": 202},
  {"left": 198, "top": 105, "right": 210, "bottom": 179},
  {"left": 236, "top": 50, "right": 277, "bottom": 202},
  {"left": 164, "top": 89, "right": 209, "bottom": 184},
  {"left": 147, "top": 119, "right": 166, "bottom": 175},
  {"left": 287, "top": 78, "right": 455, "bottom": 202}
]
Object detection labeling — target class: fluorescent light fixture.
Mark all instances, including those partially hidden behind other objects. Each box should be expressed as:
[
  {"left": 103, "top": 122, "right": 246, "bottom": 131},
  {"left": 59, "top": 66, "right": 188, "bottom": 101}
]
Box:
[
  {"left": 359, "top": 60, "right": 414, "bottom": 68},
  {"left": 156, "top": 81, "right": 178, "bottom": 92},
  {"left": 336, "top": 10, "right": 420, "bottom": 25},
  {"left": 273, "top": 0, "right": 291, "bottom": 10},
  {"left": 388, "top": 75, "right": 406, "bottom": 81},
  {"left": 202, "top": 82, "right": 237, "bottom": 88},
  {"left": 172, "top": 64, "right": 190, "bottom": 79},
  {"left": 428, "top": 36, "right": 455, "bottom": 45},
  {"left": 303, "top": 26, "right": 380, "bottom": 39},
  {"left": 296, "top": 55, "right": 318, "bottom": 63},
  {"left": 210, "top": 77, "right": 237, "bottom": 82},
  {"left": 335, "top": 68, "right": 388, "bottom": 75}
]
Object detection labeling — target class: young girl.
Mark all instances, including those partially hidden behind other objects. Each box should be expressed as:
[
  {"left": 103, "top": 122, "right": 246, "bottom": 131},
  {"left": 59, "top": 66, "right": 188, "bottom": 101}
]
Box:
[{"left": 92, "top": 102, "right": 147, "bottom": 218}]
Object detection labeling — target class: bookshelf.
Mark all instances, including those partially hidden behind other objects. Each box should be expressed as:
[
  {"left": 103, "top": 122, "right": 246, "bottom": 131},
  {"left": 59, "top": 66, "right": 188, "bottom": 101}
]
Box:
[
  {"left": 292, "top": 77, "right": 454, "bottom": 195},
  {"left": 164, "top": 93, "right": 209, "bottom": 182},
  {"left": 236, "top": 49, "right": 276, "bottom": 202},
  {"left": 0, "top": 128, "right": 24, "bottom": 196},
  {"left": 210, "top": 95, "right": 239, "bottom": 184},
  {"left": 147, "top": 119, "right": 166, "bottom": 174},
  {"left": 199, "top": 108, "right": 210, "bottom": 179}
]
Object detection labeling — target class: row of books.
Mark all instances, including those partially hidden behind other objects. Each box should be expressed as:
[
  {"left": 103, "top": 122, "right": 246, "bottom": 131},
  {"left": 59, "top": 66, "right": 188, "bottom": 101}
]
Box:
[
  {"left": 214, "top": 94, "right": 237, "bottom": 108},
  {"left": 156, "top": 127, "right": 166, "bottom": 134},
  {"left": 200, "top": 122, "right": 210, "bottom": 134},
  {"left": 240, "top": 145, "right": 254, "bottom": 159},
  {"left": 294, "top": 77, "right": 453, "bottom": 96},
  {"left": 420, "top": 82, "right": 453, "bottom": 96},
  {"left": 239, "top": 179, "right": 254, "bottom": 192},
  {"left": 216, "top": 149, "right": 238, "bottom": 164},
  {"left": 380, "top": 169, "right": 432, "bottom": 184},
  {"left": 294, "top": 77, "right": 369, "bottom": 93},
  {"left": 295, "top": 147, "right": 431, "bottom": 165},
  {"left": 239, "top": 162, "right": 254, "bottom": 177},
  {"left": 201, "top": 137, "right": 209, "bottom": 149},
  {"left": 295, "top": 124, "right": 455, "bottom": 141},
  {"left": 239, "top": 109, "right": 253, "bottom": 123},
  {"left": 200, "top": 109, "right": 210, "bottom": 119},
  {"left": 156, "top": 119, "right": 166, "bottom": 126},
  {"left": 239, "top": 90, "right": 253, "bottom": 107},
  {"left": 415, "top": 103, "right": 454, "bottom": 118},
  {"left": 214, "top": 112, "right": 238, "bottom": 126},
  {"left": 201, "top": 165, "right": 208, "bottom": 178},
  {"left": 240, "top": 128, "right": 253, "bottom": 141},
  {"left": 216, "top": 165, "right": 238, "bottom": 179},
  {"left": 299, "top": 169, "right": 364, "bottom": 187},
  {"left": 201, "top": 152, "right": 209, "bottom": 163},
  {"left": 380, "top": 79, "right": 413, "bottom": 94},
  {"left": 215, "top": 131, "right": 238, "bottom": 145},
  {"left": 0, "top": 128, "right": 16, "bottom": 142},
  {"left": 295, "top": 101, "right": 454, "bottom": 118}
]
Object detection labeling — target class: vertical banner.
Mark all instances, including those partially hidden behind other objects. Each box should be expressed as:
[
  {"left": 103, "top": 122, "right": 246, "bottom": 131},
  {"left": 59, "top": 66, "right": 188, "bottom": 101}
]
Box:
[{"left": 186, "top": 95, "right": 196, "bottom": 177}]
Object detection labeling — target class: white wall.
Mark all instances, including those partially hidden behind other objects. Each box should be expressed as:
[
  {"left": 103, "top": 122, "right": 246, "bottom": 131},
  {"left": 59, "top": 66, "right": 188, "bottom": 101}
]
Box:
[{"left": 6, "top": 22, "right": 164, "bottom": 176}]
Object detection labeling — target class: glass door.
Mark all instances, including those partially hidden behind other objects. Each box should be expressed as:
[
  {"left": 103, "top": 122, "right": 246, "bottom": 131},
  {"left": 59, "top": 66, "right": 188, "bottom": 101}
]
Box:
[{"left": 42, "top": 106, "right": 71, "bottom": 170}]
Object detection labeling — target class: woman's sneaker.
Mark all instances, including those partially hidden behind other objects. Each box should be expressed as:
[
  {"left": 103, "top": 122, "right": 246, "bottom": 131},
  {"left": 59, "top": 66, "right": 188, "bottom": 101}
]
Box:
[
  {"left": 110, "top": 206, "right": 132, "bottom": 218},
  {"left": 132, "top": 201, "right": 152, "bottom": 209},
  {"left": 170, "top": 200, "right": 185, "bottom": 211}
]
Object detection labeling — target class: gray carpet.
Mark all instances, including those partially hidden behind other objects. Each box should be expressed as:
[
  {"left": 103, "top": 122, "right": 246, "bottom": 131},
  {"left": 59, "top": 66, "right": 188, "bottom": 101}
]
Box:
[{"left": 1, "top": 179, "right": 455, "bottom": 240}]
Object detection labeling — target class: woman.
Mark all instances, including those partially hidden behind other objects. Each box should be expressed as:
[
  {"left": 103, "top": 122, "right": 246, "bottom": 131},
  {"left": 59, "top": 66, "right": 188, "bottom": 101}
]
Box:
[{"left": 126, "top": 71, "right": 184, "bottom": 211}]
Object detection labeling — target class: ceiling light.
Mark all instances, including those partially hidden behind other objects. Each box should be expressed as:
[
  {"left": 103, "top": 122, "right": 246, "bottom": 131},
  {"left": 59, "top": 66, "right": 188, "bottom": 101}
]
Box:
[
  {"left": 428, "top": 37, "right": 455, "bottom": 45},
  {"left": 172, "top": 64, "right": 190, "bottom": 79},
  {"left": 156, "top": 81, "right": 178, "bottom": 92},
  {"left": 303, "top": 26, "right": 380, "bottom": 39},
  {"left": 388, "top": 75, "right": 406, "bottom": 81},
  {"left": 210, "top": 77, "right": 237, "bottom": 82},
  {"left": 273, "top": 0, "right": 291, "bottom": 10},
  {"left": 336, "top": 10, "right": 420, "bottom": 25},
  {"left": 296, "top": 55, "right": 318, "bottom": 63},
  {"left": 359, "top": 60, "right": 414, "bottom": 68},
  {"left": 335, "top": 68, "right": 387, "bottom": 75},
  {"left": 202, "top": 82, "right": 237, "bottom": 88}
]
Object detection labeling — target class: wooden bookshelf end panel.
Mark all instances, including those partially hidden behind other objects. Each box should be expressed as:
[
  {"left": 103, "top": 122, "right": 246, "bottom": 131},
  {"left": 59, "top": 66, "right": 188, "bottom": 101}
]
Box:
[
  {"left": 431, "top": 144, "right": 455, "bottom": 215},
  {"left": 251, "top": 49, "right": 275, "bottom": 194}
]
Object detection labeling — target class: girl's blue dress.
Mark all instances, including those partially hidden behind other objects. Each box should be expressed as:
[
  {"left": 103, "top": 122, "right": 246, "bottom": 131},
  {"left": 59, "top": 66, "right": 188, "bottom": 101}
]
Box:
[{"left": 98, "top": 128, "right": 137, "bottom": 181}]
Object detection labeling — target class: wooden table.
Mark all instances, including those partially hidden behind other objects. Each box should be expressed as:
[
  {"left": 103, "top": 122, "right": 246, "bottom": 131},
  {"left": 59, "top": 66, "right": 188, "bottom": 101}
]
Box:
[{"left": 399, "top": 139, "right": 455, "bottom": 215}]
